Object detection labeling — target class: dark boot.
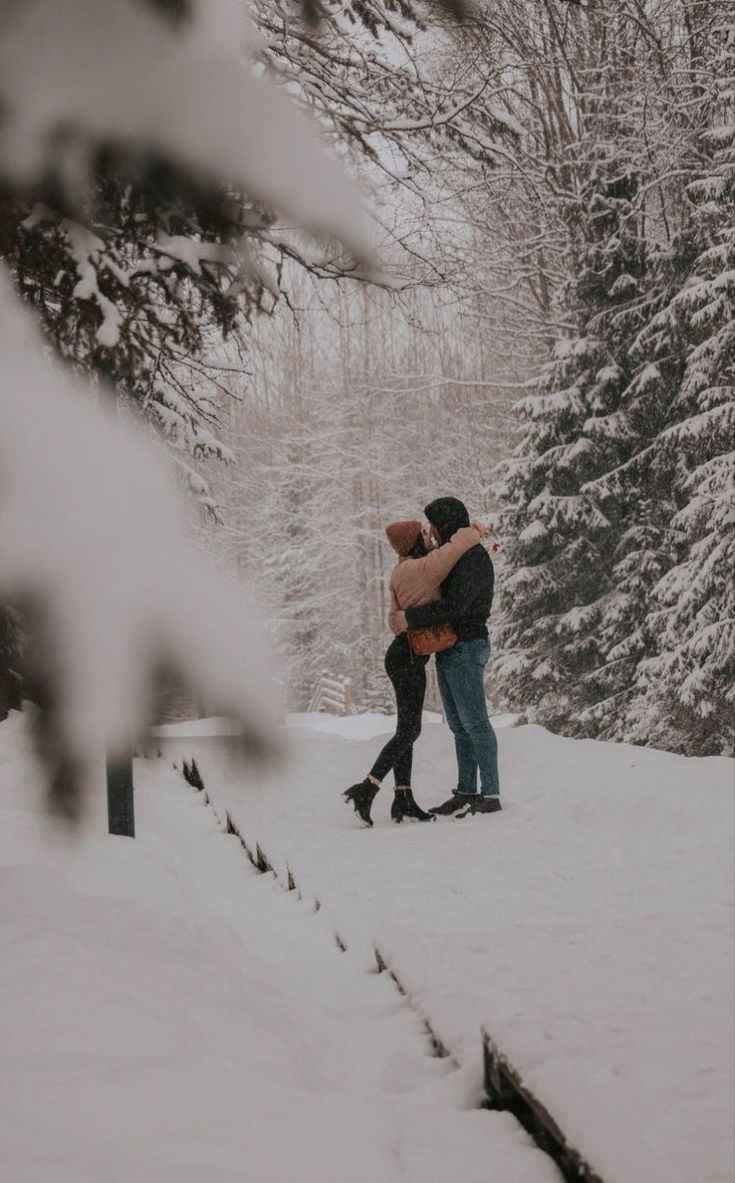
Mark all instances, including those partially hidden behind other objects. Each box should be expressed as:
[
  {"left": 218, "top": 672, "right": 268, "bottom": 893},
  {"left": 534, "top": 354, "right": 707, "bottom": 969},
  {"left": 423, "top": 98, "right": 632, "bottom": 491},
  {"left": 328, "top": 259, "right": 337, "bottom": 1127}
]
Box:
[
  {"left": 391, "top": 789, "right": 435, "bottom": 824},
  {"left": 430, "top": 792, "right": 479, "bottom": 816},
  {"left": 342, "top": 778, "right": 380, "bottom": 827},
  {"left": 456, "top": 796, "right": 502, "bottom": 818}
]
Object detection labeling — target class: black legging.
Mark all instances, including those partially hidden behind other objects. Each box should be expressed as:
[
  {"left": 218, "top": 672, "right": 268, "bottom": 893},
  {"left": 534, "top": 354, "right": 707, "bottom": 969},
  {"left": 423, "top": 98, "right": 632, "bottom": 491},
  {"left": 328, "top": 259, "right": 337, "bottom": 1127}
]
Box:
[{"left": 369, "top": 634, "right": 429, "bottom": 787}]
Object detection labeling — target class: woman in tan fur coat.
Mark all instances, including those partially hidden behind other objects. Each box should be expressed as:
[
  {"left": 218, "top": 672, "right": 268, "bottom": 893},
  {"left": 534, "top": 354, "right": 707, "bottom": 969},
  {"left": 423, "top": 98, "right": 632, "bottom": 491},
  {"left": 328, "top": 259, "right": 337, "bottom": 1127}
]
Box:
[{"left": 342, "top": 517, "right": 486, "bottom": 826}]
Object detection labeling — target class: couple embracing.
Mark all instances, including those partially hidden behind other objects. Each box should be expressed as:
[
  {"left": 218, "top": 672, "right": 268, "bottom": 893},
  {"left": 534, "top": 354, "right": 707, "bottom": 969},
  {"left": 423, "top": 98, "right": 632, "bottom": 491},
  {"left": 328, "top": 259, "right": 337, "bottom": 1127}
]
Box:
[{"left": 343, "top": 496, "right": 501, "bottom": 827}]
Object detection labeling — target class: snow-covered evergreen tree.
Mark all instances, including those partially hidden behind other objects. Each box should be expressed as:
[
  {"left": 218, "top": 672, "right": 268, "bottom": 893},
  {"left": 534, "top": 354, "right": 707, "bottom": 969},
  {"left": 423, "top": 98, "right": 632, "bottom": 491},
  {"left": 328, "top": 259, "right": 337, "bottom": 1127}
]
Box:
[
  {"left": 496, "top": 7, "right": 734, "bottom": 755},
  {"left": 628, "top": 33, "right": 735, "bottom": 755}
]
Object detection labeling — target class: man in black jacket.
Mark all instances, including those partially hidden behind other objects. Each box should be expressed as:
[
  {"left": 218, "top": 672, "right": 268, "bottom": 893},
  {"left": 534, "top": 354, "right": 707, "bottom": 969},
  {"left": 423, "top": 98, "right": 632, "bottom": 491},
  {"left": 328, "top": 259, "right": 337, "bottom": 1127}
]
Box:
[{"left": 393, "top": 496, "right": 501, "bottom": 816}]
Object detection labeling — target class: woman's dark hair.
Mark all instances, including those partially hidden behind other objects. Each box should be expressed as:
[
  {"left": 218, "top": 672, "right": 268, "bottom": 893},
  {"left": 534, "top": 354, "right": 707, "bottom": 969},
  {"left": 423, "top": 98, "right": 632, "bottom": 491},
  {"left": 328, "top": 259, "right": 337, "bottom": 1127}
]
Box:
[{"left": 409, "top": 534, "right": 428, "bottom": 559}]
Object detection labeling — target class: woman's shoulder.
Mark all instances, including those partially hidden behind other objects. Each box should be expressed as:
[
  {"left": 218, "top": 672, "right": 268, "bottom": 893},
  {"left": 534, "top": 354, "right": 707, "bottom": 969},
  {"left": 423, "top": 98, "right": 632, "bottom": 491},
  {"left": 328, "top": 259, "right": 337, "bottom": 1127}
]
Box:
[{"left": 391, "top": 557, "right": 415, "bottom": 586}]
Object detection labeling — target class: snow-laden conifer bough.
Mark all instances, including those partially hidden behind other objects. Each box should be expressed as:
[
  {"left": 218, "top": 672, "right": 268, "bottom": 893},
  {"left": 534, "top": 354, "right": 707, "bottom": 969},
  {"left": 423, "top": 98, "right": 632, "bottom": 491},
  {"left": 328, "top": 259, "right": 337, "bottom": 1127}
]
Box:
[{"left": 0, "top": 0, "right": 375, "bottom": 817}]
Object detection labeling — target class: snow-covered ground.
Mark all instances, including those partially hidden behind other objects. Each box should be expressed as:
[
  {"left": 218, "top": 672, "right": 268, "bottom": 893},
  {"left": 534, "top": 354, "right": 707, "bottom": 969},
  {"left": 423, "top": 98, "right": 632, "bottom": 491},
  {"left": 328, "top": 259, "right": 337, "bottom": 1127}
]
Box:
[
  {"left": 159, "top": 711, "right": 735, "bottom": 1183},
  {"left": 0, "top": 710, "right": 558, "bottom": 1183}
]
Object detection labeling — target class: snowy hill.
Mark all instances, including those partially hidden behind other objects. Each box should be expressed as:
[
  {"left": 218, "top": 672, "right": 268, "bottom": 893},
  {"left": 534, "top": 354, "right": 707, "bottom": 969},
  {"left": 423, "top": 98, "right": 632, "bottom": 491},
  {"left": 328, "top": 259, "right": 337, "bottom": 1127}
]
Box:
[
  {"left": 159, "top": 711, "right": 734, "bottom": 1183},
  {"left": 0, "top": 708, "right": 732, "bottom": 1182}
]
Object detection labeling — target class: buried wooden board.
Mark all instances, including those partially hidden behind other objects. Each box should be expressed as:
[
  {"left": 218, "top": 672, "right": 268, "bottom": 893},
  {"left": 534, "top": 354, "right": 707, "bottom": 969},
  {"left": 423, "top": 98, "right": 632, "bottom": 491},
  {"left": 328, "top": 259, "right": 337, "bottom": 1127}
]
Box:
[{"left": 483, "top": 1031, "right": 604, "bottom": 1183}]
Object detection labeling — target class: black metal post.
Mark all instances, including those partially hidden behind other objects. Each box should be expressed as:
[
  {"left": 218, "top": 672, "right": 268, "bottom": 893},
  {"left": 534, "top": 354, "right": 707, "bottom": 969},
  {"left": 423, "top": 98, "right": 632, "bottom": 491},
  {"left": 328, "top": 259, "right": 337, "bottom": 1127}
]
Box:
[
  {"left": 97, "top": 359, "right": 136, "bottom": 838},
  {"left": 106, "top": 750, "right": 135, "bottom": 837},
  {"left": 0, "top": 607, "right": 11, "bottom": 724},
  {"left": 0, "top": 605, "right": 23, "bottom": 721}
]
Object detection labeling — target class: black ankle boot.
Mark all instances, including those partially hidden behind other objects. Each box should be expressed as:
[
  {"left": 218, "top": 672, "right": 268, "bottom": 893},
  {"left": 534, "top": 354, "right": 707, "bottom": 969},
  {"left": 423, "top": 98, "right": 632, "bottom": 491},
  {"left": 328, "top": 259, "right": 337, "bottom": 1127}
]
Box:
[
  {"left": 342, "top": 778, "right": 380, "bottom": 827},
  {"left": 456, "top": 795, "right": 502, "bottom": 818},
  {"left": 391, "top": 790, "right": 435, "bottom": 823},
  {"left": 429, "top": 792, "right": 478, "bottom": 816}
]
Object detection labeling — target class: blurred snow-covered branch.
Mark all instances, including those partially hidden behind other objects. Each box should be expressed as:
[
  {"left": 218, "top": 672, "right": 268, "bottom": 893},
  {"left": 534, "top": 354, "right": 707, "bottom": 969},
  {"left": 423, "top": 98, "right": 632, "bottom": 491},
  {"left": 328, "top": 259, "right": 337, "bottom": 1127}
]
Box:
[
  {"left": 0, "top": 0, "right": 373, "bottom": 815},
  {"left": 0, "top": 0, "right": 368, "bottom": 257},
  {"left": 0, "top": 268, "right": 282, "bottom": 816}
]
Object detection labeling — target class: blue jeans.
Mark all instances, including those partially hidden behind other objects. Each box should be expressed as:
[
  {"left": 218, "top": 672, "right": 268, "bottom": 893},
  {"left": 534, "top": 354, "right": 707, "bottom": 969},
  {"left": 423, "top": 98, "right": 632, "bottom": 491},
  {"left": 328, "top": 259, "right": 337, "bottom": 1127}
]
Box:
[{"left": 436, "top": 638, "right": 500, "bottom": 797}]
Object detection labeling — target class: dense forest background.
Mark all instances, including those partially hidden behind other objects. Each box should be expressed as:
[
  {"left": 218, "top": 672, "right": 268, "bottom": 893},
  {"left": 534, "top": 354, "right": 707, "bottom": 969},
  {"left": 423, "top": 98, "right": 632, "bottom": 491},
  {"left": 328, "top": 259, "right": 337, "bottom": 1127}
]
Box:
[{"left": 212, "top": 0, "right": 734, "bottom": 756}]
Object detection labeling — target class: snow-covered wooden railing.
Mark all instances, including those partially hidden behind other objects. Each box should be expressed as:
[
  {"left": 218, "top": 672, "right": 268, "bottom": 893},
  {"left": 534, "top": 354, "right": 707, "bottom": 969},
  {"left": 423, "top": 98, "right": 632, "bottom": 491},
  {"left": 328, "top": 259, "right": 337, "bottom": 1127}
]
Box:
[
  {"left": 307, "top": 672, "right": 354, "bottom": 717},
  {"left": 174, "top": 757, "right": 607, "bottom": 1183}
]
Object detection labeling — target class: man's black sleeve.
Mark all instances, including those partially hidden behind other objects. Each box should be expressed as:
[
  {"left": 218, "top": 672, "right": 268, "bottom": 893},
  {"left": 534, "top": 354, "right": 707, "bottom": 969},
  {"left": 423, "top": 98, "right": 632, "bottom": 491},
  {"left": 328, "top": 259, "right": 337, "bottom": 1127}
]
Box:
[{"left": 405, "top": 551, "right": 485, "bottom": 628}]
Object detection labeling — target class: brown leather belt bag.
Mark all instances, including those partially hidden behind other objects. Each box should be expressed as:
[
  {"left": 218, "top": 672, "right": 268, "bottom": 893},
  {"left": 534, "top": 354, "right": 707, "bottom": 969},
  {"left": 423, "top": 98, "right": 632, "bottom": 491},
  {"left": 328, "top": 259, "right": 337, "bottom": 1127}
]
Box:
[{"left": 407, "top": 623, "right": 457, "bottom": 656}]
